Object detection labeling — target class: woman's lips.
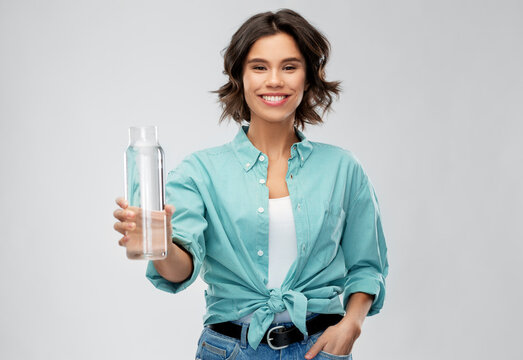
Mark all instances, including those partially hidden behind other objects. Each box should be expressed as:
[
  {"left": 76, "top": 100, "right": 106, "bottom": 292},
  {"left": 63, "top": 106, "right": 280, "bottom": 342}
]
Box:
[{"left": 259, "top": 95, "right": 289, "bottom": 106}]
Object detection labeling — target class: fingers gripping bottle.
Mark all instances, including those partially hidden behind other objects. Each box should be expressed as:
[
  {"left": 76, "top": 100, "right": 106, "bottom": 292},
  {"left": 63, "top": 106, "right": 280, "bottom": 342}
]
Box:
[{"left": 124, "top": 126, "right": 168, "bottom": 260}]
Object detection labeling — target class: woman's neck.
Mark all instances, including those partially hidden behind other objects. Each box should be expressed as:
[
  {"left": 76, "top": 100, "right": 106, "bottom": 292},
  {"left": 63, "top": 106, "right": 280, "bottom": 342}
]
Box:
[{"left": 246, "top": 119, "right": 300, "bottom": 161}]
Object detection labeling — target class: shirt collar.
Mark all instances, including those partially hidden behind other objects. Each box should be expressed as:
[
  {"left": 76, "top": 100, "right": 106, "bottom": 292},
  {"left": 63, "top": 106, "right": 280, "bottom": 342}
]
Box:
[{"left": 230, "top": 124, "right": 314, "bottom": 172}]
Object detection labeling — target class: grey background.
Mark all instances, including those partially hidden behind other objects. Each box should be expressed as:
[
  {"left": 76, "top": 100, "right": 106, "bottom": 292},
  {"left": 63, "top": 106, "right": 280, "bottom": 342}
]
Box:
[{"left": 1, "top": 0, "right": 522, "bottom": 359}]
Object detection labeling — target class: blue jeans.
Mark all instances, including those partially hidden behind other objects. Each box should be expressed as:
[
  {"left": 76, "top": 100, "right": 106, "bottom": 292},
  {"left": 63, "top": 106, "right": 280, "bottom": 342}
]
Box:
[{"left": 195, "top": 314, "right": 353, "bottom": 360}]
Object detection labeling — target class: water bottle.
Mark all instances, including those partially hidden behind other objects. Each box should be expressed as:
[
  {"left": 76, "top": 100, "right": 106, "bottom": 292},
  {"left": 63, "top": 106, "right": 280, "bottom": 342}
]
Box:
[{"left": 124, "top": 126, "right": 167, "bottom": 260}]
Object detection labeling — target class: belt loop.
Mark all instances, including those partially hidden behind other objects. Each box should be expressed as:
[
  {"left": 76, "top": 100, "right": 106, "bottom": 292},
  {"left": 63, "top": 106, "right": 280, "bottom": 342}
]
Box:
[
  {"left": 240, "top": 323, "right": 248, "bottom": 349},
  {"left": 301, "top": 330, "right": 309, "bottom": 345}
]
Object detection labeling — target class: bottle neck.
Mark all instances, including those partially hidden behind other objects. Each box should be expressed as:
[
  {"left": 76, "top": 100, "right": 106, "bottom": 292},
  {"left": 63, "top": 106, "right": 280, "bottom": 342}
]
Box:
[{"left": 129, "top": 126, "right": 158, "bottom": 146}]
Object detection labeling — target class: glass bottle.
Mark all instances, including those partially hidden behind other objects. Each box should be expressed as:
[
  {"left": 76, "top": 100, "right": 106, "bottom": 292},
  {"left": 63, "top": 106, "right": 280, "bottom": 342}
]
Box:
[{"left": 124, "top": 126, "right": 167, "bottom": 260}]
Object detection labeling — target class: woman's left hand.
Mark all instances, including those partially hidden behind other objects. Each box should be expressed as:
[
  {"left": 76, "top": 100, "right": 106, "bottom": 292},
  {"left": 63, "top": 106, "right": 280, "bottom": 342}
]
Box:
[{"left": 304, "top": 319, "right": 361, "bottom": 359}]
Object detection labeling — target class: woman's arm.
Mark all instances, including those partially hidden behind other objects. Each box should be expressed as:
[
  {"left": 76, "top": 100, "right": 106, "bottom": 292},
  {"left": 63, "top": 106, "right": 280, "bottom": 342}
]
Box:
[
  {"left": 152, "top": 241, "right": 194, "bottom": 283},
  {"left": 340, "top": 292, "right": 374, "bottom": 327}
]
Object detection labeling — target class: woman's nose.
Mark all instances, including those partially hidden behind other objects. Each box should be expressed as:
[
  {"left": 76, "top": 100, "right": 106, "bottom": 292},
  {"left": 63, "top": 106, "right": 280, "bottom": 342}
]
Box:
[{"left": 266, "top": 70, "right": 283, "bottom": 87}]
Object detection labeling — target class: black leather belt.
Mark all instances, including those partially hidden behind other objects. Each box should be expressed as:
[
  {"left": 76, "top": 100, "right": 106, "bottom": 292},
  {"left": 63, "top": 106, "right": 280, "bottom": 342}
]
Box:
[{"left": 208, "top": 313, "right": 344, "bottom": 350}]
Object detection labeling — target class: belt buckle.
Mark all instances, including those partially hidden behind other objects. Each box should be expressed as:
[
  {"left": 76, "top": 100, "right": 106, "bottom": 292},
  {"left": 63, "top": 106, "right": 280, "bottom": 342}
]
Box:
[{"left": 266, "top": 325, "right": 289, "bottom": 350}]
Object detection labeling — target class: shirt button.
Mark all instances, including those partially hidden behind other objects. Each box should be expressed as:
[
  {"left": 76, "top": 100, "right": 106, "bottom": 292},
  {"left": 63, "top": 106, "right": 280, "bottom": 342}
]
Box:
[
  {"left": 259, "top": 155, "right": 265, "bottom": 161},
  {"left": 258, "top": 207, "right": 264, "bottom": 213},
  {"left": 245, "top": 162, "right": 250, "bottom": 168},
  {"left": 301, "top": 156, "right": 304, "bottom": 161},
  {"left": 297, "top": 203, "right": 301, "bottom": 210},
  {"left": 257, "top": 250, "right": 264, "bottom": 256},
  {"left": 302, "top": 244, "right": 306, "bottom": 253},
  {"left": 259, "top": 179, "right": 266, "bottom": 184}
]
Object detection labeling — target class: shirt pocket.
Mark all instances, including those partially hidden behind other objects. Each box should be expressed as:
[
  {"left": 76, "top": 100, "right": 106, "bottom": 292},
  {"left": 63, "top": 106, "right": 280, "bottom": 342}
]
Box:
[{"left": 310, "top": 202, "right": 346, "bottom": 266}]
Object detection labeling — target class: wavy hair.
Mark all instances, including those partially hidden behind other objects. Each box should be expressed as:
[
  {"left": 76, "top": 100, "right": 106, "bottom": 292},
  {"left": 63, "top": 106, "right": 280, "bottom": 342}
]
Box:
[{"left": 212, "top": 9, "right": 341, "bottom": 130}]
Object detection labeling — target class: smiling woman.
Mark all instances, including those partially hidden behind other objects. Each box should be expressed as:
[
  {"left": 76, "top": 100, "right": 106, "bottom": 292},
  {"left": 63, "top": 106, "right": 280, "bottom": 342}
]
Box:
[
  {"left": 113, "top": 8, "right": 388, "bottom": 360},
  {"left": 213, "top": 9, "right": 341, "bottom": 130},
  {"left": 242, "top": 33, "right": 308, "bottom": 126}
]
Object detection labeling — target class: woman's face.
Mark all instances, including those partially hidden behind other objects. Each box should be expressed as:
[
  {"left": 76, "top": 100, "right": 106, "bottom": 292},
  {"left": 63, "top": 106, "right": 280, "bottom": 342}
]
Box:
[{"left": 242, "top": 32, "right": 308, "bottom": 126}]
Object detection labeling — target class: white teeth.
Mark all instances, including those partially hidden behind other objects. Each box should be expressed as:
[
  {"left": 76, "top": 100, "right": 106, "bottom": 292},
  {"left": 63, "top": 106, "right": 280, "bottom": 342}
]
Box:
[{"left": 262, "top": 95, "right": 287, "bottom": 102}]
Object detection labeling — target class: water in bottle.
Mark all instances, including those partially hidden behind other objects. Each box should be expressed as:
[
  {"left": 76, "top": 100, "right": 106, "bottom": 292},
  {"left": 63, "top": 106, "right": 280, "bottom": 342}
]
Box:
[{"left": 124, "top": 126, "right": 167, "bottom": 260}]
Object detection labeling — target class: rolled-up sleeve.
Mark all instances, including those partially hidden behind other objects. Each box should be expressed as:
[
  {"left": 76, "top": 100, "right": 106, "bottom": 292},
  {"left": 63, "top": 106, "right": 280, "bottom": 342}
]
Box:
[
  {"left": 146, "top": 163, "right": 207, "bottom": 294},
  {"left": 341, "top": 171, "right": 389, "bottom": 316}
]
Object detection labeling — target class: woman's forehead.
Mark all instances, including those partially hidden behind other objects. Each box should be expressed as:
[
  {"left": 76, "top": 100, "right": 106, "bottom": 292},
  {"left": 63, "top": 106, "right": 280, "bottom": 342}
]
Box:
[{"left": 246, "top": 33, "right": 304, "bottom": 62}]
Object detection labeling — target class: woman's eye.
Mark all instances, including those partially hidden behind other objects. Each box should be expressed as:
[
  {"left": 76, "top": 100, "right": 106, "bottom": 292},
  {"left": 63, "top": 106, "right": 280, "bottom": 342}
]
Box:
[
  {"left": 253, "top": 66, "right": 266, "bottom": 70},
  {"left": 284, "top": 66, "right": 296, "bottom": 70}
]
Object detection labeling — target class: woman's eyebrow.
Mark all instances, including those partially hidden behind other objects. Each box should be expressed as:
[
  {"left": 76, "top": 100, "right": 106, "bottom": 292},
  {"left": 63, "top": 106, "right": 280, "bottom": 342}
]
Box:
[{"left": 246, "top": 57, "right": 303, "bottom": 64}]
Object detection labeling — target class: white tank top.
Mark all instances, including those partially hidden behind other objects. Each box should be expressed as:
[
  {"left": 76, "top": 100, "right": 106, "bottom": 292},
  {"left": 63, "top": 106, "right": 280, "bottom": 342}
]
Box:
[{"left": 237, "top": 195, "right": 311, "bottom": 323}]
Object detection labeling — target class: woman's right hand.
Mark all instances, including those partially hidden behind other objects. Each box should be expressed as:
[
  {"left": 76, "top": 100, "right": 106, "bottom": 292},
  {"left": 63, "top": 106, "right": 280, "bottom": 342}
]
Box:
[{"left": 113, "top": 197, "right": 175, "bottom": 247}]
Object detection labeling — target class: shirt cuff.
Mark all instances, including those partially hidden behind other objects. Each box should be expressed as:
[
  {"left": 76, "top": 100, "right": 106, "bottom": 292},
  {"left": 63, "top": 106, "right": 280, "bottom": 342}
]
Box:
[
  {"left": 145, "top": 238, "right": 202, "bottom": 294},
  {"left": 343, "top": 274, "right": 386, "bottom": 316}
]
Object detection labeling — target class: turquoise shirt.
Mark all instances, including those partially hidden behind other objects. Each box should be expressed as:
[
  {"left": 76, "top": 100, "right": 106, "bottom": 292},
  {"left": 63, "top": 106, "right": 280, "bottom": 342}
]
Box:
[{"left": 146, "top": 125, "right": 389, "bottom": 350}]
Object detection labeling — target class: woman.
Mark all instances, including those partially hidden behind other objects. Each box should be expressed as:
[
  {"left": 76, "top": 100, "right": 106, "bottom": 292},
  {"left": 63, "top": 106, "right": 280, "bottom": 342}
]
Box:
[{"left": 113, "top": 9, "right": 388, "bottom": 360}]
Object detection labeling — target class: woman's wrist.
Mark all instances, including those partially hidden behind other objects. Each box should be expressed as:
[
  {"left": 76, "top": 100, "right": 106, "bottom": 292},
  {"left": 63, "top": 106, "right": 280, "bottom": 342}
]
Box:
[
  {"left": 153, "top": 240, "right": 194, "bottom": 283},
  {"left": 341, "top": 292, "right": 375, "bottom": 328}
]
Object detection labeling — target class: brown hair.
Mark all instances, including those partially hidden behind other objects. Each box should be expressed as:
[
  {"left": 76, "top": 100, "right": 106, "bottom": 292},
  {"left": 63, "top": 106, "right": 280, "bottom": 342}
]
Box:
[{"left": 212, "top": 9, "right": 341, "bottom": 131}]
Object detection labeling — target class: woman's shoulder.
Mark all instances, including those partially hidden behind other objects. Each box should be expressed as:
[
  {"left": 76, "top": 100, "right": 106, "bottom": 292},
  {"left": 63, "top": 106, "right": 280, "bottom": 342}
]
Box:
[
  {"left": 310, "top": 140, "right": 364, "bottom": 169},
  {"left": 310, "top": 141, "right": 371, "bottom": 196},
  {"left": 168, "top": 143, "right": 233, "bottom": 178}
]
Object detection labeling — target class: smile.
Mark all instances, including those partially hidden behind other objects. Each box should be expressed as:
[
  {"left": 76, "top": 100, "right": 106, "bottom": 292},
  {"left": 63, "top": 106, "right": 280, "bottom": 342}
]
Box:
[{"left": 259, "top": 95, "right": 289, "bottom": 106}]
